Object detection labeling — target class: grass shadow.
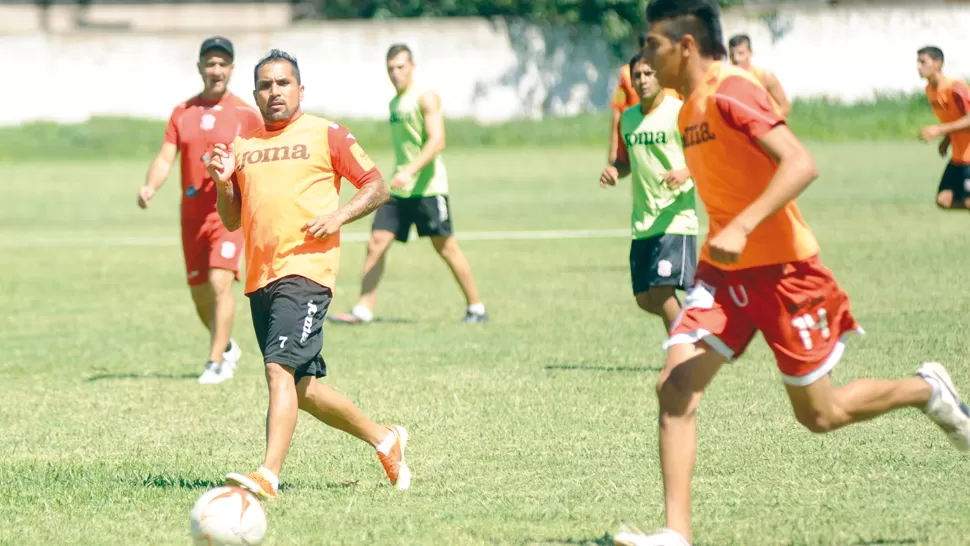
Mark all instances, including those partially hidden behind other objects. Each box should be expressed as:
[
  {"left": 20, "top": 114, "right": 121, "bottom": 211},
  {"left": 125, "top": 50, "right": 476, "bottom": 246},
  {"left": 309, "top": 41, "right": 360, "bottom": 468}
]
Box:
[
  {"left": 851, "top": 540, "right": 918, "bottom": 546},
  {"left": 516, "top": 533, "right": 614, "bottom": 546},
  {"left": 139, "top": 474, "right": 223, "bottom": 490},
  {"left": 326, "top": 317, "right": 417, "bottom": 325},
  {"left": 86, "top": 372, "right": 198, "bottom": 382},
  {"left": 138, "top": 474, "right": 362, "bottom": 492},
  {"left": 544, "top": 364, "right": 662, "bottom": 373}
]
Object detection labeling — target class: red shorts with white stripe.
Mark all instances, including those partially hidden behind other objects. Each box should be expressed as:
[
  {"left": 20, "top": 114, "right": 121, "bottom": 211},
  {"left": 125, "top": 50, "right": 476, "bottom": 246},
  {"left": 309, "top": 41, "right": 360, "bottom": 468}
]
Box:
[{"left": 665, "top": 255, "right": 863, "bottom": 386}]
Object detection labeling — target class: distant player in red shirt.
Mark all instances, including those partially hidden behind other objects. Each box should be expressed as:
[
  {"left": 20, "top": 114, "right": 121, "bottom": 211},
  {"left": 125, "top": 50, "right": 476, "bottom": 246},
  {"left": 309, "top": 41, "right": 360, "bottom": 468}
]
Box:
[
  {"left": 916, "top": 46, "right": 970, "bottom": 210},
  {"left": 137, "top": 36, "right": 263, "bottom": 384},
  {"left": 727, "top": 34, "right": 791, "bottom": 118},
  {"left": 612, "top": 2, "right": 970, "bottom": 545}
]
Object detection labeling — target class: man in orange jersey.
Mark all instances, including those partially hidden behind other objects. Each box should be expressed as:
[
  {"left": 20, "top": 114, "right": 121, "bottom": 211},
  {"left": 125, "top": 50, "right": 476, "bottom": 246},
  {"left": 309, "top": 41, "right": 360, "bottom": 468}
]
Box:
[
  {"left": 728, "top": 34, "right": 791, "bottom": 117},
  {"left": 916, "top": 46, "right": 970, "bottom": 210},
  {"left": 204, "top": 49, "right": 410, "bottom": 498},
  {"left": 609, "top": 33, "right": 683, "bottom": 163},
  {"left": 138, "top": 36, "right": 263, "bottom": 384},
  {"left": 612, "top": 2, "right": 970, "bottom": 545}
]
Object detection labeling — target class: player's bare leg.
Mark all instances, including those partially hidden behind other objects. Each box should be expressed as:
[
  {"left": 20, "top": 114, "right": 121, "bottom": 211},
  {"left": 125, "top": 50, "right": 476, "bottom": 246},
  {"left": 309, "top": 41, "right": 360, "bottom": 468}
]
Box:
[
  {"left": 642, "top": 342, "right": 726, "bottom": 545},
  {"left": 189, "top": 282, "right": 215, "bottom": 331},
  {"left": 431, "top": 235, "right": 487, "bottom": 322},
  {"left": 225, "top": 362, "right": 297, "bottom": 498},
  {"left": 635, "top": 286, "right": 681, "bottom": 333},
  {"left": 208, "top": 268, "right": 237, "bottom": 363},
  {"left": 357, "top": 230, "right": 395, "bottom": 313},
  {"left": 936, "top": 189, "right": 965, "bottom": 209},
  {"left": 785, "top": 363, "right": 970, "bottom": 450},
  {"left": 261, "top": 363, "right": 299, "bottom": 477},
  {"left": 786, "top": 374, "right": 931, "bottom": 432},
  {"left": 295, "top": 377, "right": 385, "bottom": 444},
  {"left": 295, "top": 377, "right": 411, "bottom": 489},
  {"left": 330, "top": 230, "right": 395, "bottom": 324}
]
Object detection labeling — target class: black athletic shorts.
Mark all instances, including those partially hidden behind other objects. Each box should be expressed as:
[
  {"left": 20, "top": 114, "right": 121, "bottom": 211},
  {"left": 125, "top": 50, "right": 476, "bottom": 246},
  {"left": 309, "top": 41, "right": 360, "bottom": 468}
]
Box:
[
  {"left": 248, "top": 275, "right": 331, "bottom": 381},
  {"left": 630, "top": 233, "right": 697, "bottom": 295},
  {"left": 372, "top": 195, "right": 453, "bottom": 242},
  {"left": 937, "top": 163, "right": 970, "bottom": 202}
]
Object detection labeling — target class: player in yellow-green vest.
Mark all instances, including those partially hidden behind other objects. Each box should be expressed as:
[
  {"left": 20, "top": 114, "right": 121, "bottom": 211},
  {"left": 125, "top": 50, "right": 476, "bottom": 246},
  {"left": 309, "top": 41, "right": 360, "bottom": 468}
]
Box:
[
  {"left": 330, "top": 44, "right": 487, "bottom": 325},
  {"left": 599, "top": 52, "right": 698, "bottom": 333}
]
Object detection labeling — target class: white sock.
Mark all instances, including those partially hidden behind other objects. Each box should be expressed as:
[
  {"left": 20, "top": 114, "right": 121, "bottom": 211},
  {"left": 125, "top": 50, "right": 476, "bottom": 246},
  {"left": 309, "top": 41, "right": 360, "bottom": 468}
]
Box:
[
  {"left": 467, "top": 303, "right": 486, "bottom": 315},
  {"left": 257, "top": 466, "right": 279, "bottom": 492},
  {"left": 352, "top": 304, "right": 374, "bottom": 322},
  {"left": 375, "top": 429, "right": 396, "bottom": 455}
]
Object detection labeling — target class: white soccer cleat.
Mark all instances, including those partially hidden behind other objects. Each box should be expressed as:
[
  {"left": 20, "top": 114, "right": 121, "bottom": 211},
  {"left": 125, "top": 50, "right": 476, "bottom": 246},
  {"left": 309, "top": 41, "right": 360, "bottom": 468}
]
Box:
[
  {"left": 613, "top": 526, "right": 691, "bottom": 546},
  {"left": 198, "top": 361, "right": 225, "bottom": 385},
  {"left": 916, "top": 361, "right": 970, "bottom": 451}
]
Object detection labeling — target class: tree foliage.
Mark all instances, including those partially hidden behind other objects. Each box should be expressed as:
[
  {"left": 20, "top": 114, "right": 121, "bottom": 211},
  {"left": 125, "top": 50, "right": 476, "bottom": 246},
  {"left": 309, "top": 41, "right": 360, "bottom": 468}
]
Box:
[{"left": 296, "top": 0, "right": 737, "bottom": 44}]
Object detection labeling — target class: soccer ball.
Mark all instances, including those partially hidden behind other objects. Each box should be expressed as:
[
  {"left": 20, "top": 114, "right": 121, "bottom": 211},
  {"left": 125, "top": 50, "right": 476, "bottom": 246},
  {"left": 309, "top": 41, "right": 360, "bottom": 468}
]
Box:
[{"left": 190, "top": 486, "right": 267, "bottom": 546}]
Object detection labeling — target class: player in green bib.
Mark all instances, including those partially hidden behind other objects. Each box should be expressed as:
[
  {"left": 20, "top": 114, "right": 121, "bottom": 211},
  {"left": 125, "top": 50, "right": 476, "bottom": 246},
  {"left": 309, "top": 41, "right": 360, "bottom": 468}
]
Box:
[
  {"left": 331, "top": 44, "right": 487, "bottom": 325},
  {"left": 599, "top": 52, "right": 698, "bottom": 333}
]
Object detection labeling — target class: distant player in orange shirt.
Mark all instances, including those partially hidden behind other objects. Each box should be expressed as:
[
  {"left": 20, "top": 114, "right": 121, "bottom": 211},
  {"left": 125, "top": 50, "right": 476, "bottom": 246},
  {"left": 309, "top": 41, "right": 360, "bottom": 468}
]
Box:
[
  {"left": 613, "top": 2, "right": 970, "bottom": 545},
  {"left": 609, "top": 32, "right": 682, "bottom": 163},
  {"left": 205, "top": 49, "right": 410, "bottom": 498},
  {"left": 916, "top": 46, "right": 970, "bottom": 210},
  {"left": 138, "top": 36, "right": 263, "bottom": 384},
  {"left": 728, "top": 34, "right": 791, "bottom": 118}
]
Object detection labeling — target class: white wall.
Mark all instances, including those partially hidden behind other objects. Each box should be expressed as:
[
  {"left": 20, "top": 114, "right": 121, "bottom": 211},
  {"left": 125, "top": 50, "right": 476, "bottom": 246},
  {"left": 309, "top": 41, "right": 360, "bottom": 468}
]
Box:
[{"left": 2, "top": 6, "right": 968, "bottom": 126}]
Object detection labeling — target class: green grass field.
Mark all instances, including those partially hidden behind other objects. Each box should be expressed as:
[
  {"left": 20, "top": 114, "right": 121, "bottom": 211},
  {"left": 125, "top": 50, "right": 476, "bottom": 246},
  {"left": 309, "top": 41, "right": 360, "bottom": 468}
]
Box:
[{"left": 1, "top": 141, "right": 968, "bottom": 546}]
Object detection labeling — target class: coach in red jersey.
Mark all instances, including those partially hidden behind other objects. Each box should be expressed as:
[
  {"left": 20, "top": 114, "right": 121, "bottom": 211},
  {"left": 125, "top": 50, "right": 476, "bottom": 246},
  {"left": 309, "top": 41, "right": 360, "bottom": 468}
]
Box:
[{"left": 137, "top": 36, "right": 263, "bottom": 384}]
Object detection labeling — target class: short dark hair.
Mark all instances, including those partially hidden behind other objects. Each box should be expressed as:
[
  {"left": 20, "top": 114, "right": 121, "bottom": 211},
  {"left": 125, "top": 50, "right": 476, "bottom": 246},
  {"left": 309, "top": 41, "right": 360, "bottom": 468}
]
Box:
[
  {"left": 638, "top": 31, "right": 648, "bottom": 49},
  {"left": 629, "top": 51, "right": 647, "bottom": 74},
  {"left": 254, "top": 49, "right": 301, "bottom": 86},
  {"left": 645, "top": 0, "right": 727, "bottom": 60},
  {"left": 386, "top": 43, "right": 413, "bottom": 62},
  {"left": 918, "top": 46, "right": 944, "bottom": 63},
  {"left": 728, "top": 34, "right": 751, "bottom": 49}
]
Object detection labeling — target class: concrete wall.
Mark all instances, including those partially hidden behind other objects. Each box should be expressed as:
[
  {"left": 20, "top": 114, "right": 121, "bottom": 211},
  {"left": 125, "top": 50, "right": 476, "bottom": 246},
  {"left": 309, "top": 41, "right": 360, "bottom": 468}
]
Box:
[{"left": 2, "top": 5, "right": 968, "bottom": 126}]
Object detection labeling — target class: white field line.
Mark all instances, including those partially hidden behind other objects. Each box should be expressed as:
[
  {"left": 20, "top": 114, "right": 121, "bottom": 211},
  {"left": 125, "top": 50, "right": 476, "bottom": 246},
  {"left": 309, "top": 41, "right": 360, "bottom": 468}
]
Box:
[{"left": 0, "top": 229, "right": 631, "bottom": 248}]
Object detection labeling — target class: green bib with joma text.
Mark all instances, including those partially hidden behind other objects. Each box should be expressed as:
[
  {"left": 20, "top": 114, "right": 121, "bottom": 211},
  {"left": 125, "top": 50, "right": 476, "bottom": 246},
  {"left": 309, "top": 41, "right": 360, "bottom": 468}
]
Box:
[
  {"left": 620, "top": 96, "right": 698, "bottom": 239},
  {"left": 389, "top": 85, "right": 449, "bottom": 198}
]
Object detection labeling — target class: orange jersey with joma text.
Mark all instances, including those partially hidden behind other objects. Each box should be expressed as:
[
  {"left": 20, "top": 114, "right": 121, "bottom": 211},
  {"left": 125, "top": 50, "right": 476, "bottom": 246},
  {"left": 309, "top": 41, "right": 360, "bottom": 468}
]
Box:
[
  {"left": 232, "top": 114, "right": 382, "bottom": 294},
  {"left": 679, "top": 62, "right": 819, "bottom": 270},
  {"left": 927, "top": 77, "right": 970, "bottom": 165}
]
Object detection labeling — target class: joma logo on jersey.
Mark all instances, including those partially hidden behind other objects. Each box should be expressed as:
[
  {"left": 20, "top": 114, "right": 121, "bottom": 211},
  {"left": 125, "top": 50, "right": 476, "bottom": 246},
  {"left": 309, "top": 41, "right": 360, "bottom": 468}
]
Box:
[
  {"left": 682, "top": 122, "right": 716, "bottom": 148},
  {"left": 238, "top": 145, "right": 310, "bottom": 169},
  {"left": 624, "top": 131, "right": 669, "bottom": 147},
  {"left": 390, "top": 112, "right": 413, "bottom": 123}
]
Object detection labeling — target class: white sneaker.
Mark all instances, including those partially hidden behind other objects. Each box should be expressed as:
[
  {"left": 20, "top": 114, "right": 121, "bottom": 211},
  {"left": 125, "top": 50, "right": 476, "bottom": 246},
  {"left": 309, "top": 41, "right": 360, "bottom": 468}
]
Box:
[
  {"left": 219, "top": 361, "right": 236, "bottom": 380},
  {"left": 222, "top": 339, "right": 241, "bottom": 366},
  {"left": 916, "top": 361, "right": 970, "bottom": 451},
  {"left": 198, "top": 361, "right": 225, "bottom": 385},
  {"left": 613, "top": 526, "right": 691, "bottom": 546}
]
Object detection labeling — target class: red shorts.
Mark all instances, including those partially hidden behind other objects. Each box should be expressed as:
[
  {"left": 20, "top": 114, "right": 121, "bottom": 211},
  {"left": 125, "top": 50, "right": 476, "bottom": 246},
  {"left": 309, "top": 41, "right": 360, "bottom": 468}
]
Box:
[
  {"left": 181, "top": 213, "right": 244, "bottom": 286},
  {"left": 666, "top": 255, "right": 863, "bottom": 386}
]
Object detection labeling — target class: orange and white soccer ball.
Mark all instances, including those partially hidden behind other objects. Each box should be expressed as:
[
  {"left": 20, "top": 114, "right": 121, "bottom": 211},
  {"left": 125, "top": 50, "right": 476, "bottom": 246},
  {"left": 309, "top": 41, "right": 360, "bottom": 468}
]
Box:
[{"left": 190, "top": 486, "right": 267, "bottom": 546}]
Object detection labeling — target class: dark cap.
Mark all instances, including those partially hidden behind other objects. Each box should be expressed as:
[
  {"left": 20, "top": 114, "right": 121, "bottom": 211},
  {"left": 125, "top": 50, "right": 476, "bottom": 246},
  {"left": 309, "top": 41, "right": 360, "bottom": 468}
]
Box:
[{"left": 199, "top": 36, "right": 234, "bottom": 59}]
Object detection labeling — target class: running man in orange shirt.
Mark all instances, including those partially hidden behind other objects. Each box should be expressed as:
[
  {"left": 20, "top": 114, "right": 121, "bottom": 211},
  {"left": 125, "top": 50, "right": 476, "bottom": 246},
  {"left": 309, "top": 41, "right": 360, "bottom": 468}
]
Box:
[
  {"left": 204, "top": 49, "right": 410, "bottom": 498},
  {"left": 916, "top": 46, "right": 970, "bottom": 210},
  {"left": 138, "top": 36, "right": 263, "bottom": 384},
  {"left": 614, "top": 2, "right": 970, "bottom": 545},
  {"left": 728, "top": 34, "right": 791, "bottom": 117}
]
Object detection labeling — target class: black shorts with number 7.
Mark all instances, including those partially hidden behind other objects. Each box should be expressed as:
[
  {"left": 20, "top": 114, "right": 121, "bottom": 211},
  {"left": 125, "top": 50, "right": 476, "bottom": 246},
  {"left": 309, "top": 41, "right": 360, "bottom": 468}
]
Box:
[{"left": 248, "top": 275, "right": 332, "bottom": 381}]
